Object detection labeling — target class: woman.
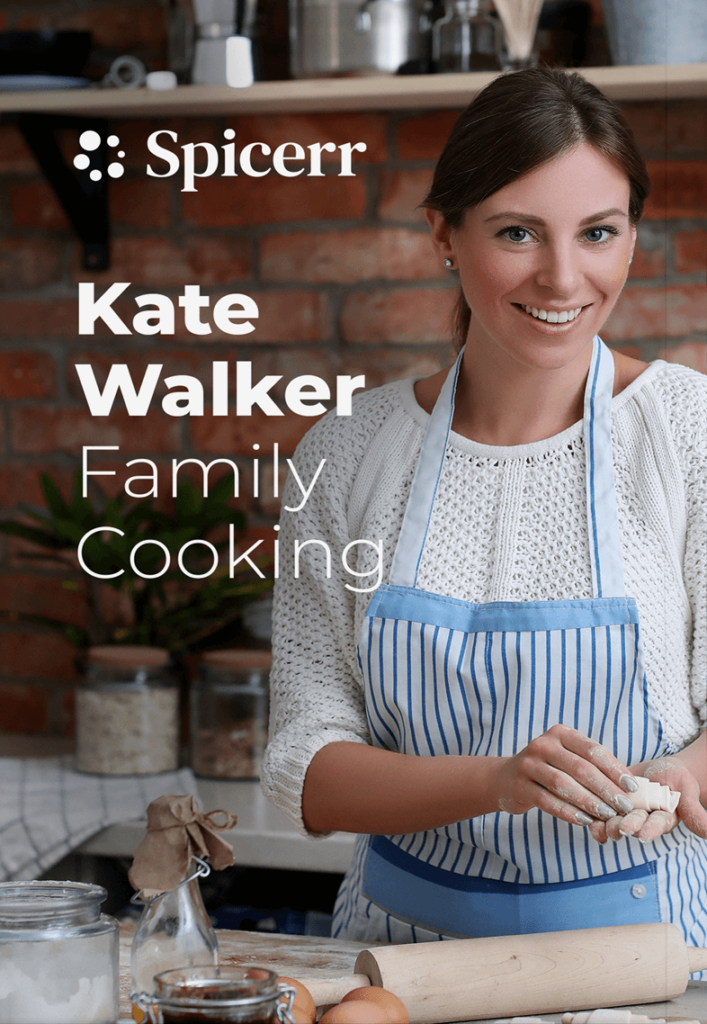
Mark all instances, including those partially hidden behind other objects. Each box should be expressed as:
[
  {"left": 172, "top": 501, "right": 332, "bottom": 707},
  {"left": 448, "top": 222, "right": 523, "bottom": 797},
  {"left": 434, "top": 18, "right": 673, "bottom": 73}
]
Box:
[{"left": 261, "top": 68, "right": 707, "bottom": 957}]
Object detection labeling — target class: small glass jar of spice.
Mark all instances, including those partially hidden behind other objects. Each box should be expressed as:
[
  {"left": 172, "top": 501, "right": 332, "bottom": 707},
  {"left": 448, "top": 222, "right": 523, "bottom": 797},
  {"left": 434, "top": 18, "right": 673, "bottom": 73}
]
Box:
[
  {"left": 135, "top": 966, "right": 296, "bottom": 1023},
  {"left": 190, "top": 650, "right": 271, "bottom": 779},
  {"left": 75, "top": 646, "right": 179, "bottom": 775}
]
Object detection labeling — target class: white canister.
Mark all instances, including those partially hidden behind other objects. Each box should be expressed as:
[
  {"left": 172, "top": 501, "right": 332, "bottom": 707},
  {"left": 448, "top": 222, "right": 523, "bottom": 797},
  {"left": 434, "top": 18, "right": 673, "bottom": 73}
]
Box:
[{"left": 0, "top": 881, "right": 119, "bottom": 1024}]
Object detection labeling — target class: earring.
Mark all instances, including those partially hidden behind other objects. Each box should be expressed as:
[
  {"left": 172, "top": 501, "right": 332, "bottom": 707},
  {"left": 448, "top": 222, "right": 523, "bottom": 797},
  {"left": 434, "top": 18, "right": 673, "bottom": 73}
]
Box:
[
  {"left": 629, "top": 256, "right": 633, "bottom": 264},
  {"left": 443, "top": 258, "right": 453, "bottom": 268}
]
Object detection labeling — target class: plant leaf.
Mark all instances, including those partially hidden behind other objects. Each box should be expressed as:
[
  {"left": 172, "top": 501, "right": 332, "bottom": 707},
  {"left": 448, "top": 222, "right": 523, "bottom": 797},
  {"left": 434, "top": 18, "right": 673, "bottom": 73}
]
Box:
[{"left": 40, "top": 473, "right": 69, "bottom": 520}]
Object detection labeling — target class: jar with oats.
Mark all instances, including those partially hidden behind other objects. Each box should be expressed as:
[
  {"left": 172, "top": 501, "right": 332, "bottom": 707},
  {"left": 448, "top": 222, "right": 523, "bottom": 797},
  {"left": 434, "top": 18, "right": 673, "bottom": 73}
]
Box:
[
  {"left": 76, "top": 646, "right": 179, "bottom": 775},
  {"left": 190, "top": 650, "right": 271, "bottom": 779}
]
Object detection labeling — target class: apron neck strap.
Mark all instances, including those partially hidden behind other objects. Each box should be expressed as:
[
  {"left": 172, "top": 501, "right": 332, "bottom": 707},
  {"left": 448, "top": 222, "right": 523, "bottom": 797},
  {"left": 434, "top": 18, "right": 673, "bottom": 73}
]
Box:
[
  {"left": 583, "top": 336, "right": 626, "bottom": 598},
  {"left": 389, "top": 349, "right": 463, "bottom": 589},
  {"left": 389, "top": 337, "right": 626, "bottom": 599}
]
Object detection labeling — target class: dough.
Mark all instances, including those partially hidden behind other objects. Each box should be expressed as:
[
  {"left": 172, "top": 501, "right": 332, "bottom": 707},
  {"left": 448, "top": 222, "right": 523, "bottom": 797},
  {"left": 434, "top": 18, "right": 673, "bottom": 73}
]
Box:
[
  {"left": 628, "top": 777, "right": 680, "bottom": 814},
  {"left": 560, "top": 1013, "right": 661, "bottom": 1023},
  {"left": 561, "top": 1012, "right": 699, "bottom": 1023}
]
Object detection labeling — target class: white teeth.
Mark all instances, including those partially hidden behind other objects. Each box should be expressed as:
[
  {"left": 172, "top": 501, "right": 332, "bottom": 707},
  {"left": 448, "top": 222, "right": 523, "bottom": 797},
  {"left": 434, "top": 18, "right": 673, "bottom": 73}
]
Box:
[{"left": 522, "top": 305, "right": 583, "bottom": 322}]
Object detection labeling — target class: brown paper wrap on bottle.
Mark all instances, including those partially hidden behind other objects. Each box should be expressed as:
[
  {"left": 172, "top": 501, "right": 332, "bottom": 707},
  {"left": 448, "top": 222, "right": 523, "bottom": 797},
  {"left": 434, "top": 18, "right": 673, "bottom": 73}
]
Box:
[{"left": 128, "top": 793, "right": 238, "bottom": 897}]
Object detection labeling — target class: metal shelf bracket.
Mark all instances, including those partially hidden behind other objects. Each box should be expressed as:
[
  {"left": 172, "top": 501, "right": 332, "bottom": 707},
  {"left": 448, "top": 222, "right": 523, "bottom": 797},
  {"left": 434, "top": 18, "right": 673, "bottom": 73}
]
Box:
[{"left": 16, "top": 113, "right": 110, "bottom": 271}]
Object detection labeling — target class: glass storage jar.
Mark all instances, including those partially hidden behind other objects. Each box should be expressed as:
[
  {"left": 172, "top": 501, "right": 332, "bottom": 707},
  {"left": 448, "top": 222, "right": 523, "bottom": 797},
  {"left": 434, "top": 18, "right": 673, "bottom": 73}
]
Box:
[
  {"left": 432, "top": 0, "right": 502, "bottom": 72},
  {"left": 76, "top": 645, "right": 179, "bottom": 775},
  {"left": 0, "top": 880, "right": 119, "bottom": 1024},
  {"left": 135, "top": 966, "right": 296, "bottom": 1023},
  {"left": 190, "top": 650, "right": 271, "bottom": 779}
]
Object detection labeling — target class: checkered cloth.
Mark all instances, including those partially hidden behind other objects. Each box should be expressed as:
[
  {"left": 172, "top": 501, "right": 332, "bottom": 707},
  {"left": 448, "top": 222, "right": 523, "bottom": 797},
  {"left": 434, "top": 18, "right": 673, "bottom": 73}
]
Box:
[{"left": 0, "top": 756, "right": 198, "bottom": 881}]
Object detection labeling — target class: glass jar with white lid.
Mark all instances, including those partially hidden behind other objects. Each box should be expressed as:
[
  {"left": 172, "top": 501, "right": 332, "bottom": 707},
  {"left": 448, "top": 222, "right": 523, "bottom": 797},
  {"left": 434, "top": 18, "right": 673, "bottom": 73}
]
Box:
[{"left": 0, "top": 880, "right": 119, "bottom": 1024}]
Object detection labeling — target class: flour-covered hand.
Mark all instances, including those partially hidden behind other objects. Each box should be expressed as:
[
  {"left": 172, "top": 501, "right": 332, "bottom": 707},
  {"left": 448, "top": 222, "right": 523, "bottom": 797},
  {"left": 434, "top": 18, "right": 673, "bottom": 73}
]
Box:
[
  {"left": 605, "top": 755, "right": 707, "bottom": 843},
  {"left": 494, "top": 724, "right": 637, "bottom": 841}
]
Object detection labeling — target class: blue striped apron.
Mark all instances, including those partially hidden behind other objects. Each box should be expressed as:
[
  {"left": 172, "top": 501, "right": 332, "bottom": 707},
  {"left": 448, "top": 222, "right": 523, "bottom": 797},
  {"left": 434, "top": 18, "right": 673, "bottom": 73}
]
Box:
[{"left": 332, "top": 338, "right": 707, "bottom": 971}]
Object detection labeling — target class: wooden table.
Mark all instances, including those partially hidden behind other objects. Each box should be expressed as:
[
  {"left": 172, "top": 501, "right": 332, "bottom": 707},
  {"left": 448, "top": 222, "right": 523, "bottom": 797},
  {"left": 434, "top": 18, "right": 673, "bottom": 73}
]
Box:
[
  {"left": 119, "top": 921, "right": 369, "bottom": 1020},
  {"left": 120, "top": 923, "right": 707, "bottom": 1023}
]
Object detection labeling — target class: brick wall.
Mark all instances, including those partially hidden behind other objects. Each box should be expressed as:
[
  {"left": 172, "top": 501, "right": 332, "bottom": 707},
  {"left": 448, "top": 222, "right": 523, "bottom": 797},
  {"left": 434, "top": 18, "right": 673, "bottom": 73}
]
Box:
[{"left": 0, "top": 3, "right": 705, "bottom": 735}]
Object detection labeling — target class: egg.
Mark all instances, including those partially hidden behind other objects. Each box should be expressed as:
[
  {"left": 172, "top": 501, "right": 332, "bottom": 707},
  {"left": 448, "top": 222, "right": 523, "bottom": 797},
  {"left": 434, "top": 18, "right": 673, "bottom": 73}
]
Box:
[
  {"left": 320, "top": 1000, "right": 394, "bottom": 1023},
  {"left": 278, "top": 976, "right": 316, "bottom": 1024},
  {"left": 290, "top": 1007, "right": 316, "bottom": 1024},
  {"left": 340, "top": 986, "right": 409, "bottom": 1024}
]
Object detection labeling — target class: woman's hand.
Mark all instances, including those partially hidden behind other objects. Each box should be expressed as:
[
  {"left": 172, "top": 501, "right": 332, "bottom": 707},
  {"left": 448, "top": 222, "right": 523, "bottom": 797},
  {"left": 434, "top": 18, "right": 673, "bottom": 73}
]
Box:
[
  {"left": 493, "top": 724, "right": 637, "bottom": 842},
  {"left": 604, "top": 752, "right": 707, "bottom": 844}
]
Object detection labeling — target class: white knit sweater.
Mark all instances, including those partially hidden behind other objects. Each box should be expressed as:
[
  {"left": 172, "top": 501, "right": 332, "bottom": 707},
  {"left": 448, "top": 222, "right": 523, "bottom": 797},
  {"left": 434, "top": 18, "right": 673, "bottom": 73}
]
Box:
[{"left": 261, "top": 359, "right": 707, "bottom": 837}]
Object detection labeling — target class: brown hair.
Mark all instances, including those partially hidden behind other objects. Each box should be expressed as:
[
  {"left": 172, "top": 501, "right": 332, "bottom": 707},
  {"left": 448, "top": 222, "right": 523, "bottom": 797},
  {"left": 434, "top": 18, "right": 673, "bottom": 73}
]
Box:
[{"left": 423, "top": 67, "right": 651, "bottom": 349}]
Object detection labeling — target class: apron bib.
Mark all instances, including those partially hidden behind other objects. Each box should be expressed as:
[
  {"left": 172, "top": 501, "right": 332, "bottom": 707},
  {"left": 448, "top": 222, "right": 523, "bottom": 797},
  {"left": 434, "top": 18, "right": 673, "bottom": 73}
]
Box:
[{"left": 333, "top": 338, "right": 707, "bottom": 958}]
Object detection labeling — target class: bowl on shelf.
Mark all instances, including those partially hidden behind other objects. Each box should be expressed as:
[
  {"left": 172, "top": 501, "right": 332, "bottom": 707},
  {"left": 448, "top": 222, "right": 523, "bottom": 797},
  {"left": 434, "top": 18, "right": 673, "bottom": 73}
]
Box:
[{"left": 0, "top": 30, "right": 92, "bottom": 76}]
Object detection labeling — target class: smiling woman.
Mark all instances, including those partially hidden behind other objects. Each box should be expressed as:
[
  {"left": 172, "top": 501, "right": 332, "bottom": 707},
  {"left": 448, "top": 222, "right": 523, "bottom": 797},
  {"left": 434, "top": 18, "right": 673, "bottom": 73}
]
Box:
[
  {"left": 423, "top": 66, "right": 649, "bottom": 349},
  {"left": 422, "top": 144, "right": 640, "bottom": 444},
  {"left": 447, "top": 151, "right": 634, "bottom": 349},
  {"left": 418, "top": 66, "right": 649, "bottom": 446},
  {"left": 261, "top": 68, "right": 707, "bottom": 967}
]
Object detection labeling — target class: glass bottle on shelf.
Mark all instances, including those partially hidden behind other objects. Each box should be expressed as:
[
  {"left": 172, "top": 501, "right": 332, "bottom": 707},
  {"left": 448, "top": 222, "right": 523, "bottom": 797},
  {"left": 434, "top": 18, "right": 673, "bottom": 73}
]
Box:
[
  {"left": 167, "top": 0, "right": 196, "bottom": 82},
  {"left": 432, "top": 0, "right": 503, "bottom": 73}
]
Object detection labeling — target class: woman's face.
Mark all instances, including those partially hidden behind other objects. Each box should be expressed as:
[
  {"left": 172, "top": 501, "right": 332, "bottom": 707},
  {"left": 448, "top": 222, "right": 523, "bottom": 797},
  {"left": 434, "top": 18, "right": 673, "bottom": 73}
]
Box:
[{"left": 427, "top": 143, "right": 637, "bottom": 371}]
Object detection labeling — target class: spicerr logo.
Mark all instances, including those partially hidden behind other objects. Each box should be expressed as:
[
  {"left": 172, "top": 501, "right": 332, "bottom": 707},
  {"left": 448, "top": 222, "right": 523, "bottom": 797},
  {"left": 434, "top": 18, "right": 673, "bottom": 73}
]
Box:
[
  {"left": 70, "top": 129, "right": 366, "bottom": 190},
  {"left": 72, "top": 130, "right": 125, "bottom": 181},
  {"left": 146, "top": 129, "right": 367, "bottom": 191}
]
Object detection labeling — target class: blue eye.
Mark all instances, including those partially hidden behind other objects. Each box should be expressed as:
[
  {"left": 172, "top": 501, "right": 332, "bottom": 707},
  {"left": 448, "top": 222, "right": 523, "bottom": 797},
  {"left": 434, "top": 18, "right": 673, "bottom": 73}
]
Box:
[
  {"left": 503, "top": 226, "right": 530, "bottom": 242},
  {"left": 585, "top": 226, "right": 618, "bottom": 243}
]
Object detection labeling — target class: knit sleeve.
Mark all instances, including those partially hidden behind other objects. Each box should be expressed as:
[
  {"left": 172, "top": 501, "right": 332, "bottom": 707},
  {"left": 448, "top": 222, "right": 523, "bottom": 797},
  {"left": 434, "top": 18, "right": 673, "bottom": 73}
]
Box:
[
  {"left": 260, "top": 385, "right": 401, "bottom": 837},
  {"left": 656, "top": 364, "right": 707, "bottom": 728}
]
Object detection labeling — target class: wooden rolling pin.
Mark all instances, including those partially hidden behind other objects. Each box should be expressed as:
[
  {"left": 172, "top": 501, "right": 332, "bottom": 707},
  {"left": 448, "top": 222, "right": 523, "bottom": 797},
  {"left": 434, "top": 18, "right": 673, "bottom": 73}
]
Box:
[{"left": 298, "top": 923, "right": 707, "bottom": 1023}]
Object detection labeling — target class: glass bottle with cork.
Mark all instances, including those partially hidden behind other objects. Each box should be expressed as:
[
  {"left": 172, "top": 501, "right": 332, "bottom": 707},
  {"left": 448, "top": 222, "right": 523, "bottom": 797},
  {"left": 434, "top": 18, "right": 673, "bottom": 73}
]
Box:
[{"left": 129, "top": 795, "right": 238, "bottom": 1022}]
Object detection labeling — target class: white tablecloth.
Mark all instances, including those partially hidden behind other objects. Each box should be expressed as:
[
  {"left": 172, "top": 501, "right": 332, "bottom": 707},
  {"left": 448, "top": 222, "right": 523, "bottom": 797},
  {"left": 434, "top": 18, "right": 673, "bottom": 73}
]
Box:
[{"left": 0, "top": 755, "right": 197, "bottom": 881}]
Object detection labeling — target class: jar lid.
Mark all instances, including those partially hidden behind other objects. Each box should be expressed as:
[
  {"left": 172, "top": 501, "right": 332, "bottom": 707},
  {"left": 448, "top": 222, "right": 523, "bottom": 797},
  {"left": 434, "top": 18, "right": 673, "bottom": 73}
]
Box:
[
  {"left": 199, "top": 649, "right": 272, "bottom": 670},
  {"left": 0, "top": 880, "right": 106, "bottom": 925},
  {"left": 87, "top": 645, "right": 169, "bottom": 668},
  {"left": 154, "top": 966, "right": 279, "bottom": 1002},
  {"left": 145, "top": 966, "right": 288, "bottom": 1018}
]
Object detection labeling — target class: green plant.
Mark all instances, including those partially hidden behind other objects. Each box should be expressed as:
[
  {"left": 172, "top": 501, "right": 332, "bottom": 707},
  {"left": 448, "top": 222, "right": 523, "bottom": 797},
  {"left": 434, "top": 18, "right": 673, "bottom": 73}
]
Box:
[{"left": 0, "top": 471, "right": 272, "bottom": 653}]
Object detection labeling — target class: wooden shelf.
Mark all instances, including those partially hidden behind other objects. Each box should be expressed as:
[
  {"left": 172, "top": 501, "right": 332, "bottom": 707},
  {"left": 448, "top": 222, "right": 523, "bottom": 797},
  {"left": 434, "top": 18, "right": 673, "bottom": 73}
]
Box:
[{"left": 1, "top": 63, "right": 707, "bottom": 119}]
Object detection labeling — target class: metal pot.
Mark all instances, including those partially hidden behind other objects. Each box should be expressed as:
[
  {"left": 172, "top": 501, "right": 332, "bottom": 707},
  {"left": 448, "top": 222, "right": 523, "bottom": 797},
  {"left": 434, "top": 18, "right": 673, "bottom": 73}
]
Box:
[
  {"left": 602, "top": 0, "right": 707, "bottom": 65},
  {"left": 289, "top": 0, "right": 425, "bottom": 77}
]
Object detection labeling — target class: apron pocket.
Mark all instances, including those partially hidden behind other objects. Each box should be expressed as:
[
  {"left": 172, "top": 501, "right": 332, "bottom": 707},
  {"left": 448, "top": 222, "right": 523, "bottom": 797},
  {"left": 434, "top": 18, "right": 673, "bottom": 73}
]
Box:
[{"left": 362, "top": 837, "right": 660, "bottom": 938}]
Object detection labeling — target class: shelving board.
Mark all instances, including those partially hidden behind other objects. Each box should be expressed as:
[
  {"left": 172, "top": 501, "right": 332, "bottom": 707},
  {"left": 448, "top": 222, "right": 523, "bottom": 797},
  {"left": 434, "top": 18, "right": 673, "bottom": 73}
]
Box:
[{"left": 1, "top": 62, "right": 707, "bottom": 118}]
